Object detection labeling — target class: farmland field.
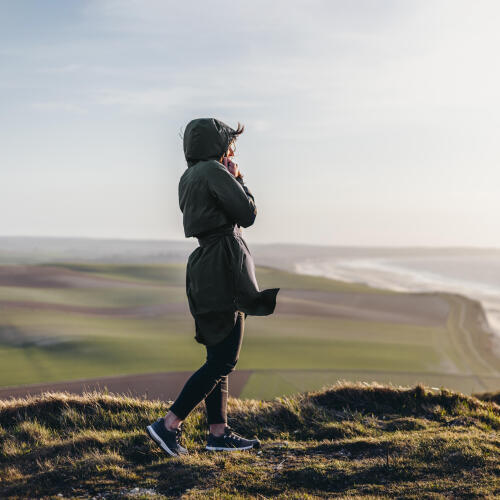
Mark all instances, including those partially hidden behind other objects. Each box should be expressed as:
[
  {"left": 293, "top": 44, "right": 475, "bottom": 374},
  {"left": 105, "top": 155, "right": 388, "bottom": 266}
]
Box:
[{"left": 0, "top": 262, "right": 499, "bottom": 400}]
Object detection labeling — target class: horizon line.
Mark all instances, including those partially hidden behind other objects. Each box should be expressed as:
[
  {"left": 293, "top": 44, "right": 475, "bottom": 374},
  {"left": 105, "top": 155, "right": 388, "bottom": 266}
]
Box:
[{"left": 0, "top": 234, "right": 499, "bottom": 251}]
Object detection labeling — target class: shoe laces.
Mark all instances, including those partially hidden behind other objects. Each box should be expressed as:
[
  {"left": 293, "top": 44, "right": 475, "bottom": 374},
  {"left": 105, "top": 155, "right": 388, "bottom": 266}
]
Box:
[{"left": 224, "top": 425, "right": 243, "bottom": 441}]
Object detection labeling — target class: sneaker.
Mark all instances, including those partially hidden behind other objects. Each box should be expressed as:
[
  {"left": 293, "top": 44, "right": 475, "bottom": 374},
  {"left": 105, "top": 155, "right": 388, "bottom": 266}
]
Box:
[
  {"left": 146, "top": 417, "right": 189, "bottom": 456},
  {"left": 205, "top": 425, "right": 261, "bottom": 451}
]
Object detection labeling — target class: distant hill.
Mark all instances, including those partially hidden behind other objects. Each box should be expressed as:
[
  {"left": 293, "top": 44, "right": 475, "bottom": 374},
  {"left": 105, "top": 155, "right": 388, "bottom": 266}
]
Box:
[
  {"left": 0, "top": 382, "right": 498, "bottom": 498},
  {"left": 0, "top": 235, "right": 196, "bottom": 266},
  {"left": 1, "top": 235, "right": 500, "bottom": 271}
]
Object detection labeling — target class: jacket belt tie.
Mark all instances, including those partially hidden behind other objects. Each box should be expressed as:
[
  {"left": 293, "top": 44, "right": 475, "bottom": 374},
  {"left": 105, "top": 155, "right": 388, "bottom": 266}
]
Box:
[{"left": 196, "top": 223, "right": 239, "bottom": 247}]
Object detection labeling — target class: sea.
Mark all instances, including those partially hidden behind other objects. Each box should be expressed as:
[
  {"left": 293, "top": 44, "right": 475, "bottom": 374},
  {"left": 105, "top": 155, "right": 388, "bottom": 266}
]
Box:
[{"left": 294, "top": 252, "right": 500, "bottom": 338}]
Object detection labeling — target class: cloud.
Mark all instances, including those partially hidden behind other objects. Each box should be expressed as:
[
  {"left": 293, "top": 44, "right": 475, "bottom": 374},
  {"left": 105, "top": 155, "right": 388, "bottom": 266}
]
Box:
[
  {"left": 31, "top": 101, "right": 88, "bottom": 114},
  {"left": 93, "top": 86, "right": 261, "bottom": 114},
  {"left": 37, "top": 64, "right": 83, "bottom": 74}
]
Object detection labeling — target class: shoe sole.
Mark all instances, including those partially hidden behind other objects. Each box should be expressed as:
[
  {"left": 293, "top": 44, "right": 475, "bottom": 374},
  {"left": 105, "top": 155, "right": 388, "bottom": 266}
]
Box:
[
  {"left": 146, "top": 425, "right": 180, "bottom": 457},
  {"left": 205, "top": 445, "right": 254, "bottom": 451}
]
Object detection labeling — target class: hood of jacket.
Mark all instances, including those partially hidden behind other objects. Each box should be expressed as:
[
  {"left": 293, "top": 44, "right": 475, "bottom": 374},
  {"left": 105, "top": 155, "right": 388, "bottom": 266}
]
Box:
[{"left": 183, "top": 118, "right": 236, "bottom": 167}]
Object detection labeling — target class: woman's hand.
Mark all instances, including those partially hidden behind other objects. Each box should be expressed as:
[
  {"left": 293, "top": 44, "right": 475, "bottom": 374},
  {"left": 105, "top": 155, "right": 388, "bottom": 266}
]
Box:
[{"left": 222, "top": 156, "right": 242, "bottom": 179}]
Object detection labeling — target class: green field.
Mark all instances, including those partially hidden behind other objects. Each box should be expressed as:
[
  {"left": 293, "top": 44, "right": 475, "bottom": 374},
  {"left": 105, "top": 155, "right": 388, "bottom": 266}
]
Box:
[{"left": 0, "top": 262, "right": 499, "bottom": 397}]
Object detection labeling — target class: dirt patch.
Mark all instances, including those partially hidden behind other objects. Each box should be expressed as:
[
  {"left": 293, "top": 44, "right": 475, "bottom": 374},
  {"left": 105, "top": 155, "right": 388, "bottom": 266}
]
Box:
[
  {"left": 275, "top": 289, "right": 450, "bottom": 326},
  {"left": 0, "top": 370, "right": 253, "bottom": 401}
]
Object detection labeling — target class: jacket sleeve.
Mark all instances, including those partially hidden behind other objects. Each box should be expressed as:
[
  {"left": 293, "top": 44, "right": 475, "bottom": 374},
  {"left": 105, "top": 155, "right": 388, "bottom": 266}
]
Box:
[{"left": 207, "top": 164, "right": 257, "bottom": 228}]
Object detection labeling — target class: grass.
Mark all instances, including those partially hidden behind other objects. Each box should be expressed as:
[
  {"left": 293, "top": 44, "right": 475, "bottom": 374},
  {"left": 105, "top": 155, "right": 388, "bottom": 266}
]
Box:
[
  {"left": 0, "top": 382, "right": 499, "bottom": 499},
  {"left": 240, "top": 370, "right": 496, "bottom": 401}
]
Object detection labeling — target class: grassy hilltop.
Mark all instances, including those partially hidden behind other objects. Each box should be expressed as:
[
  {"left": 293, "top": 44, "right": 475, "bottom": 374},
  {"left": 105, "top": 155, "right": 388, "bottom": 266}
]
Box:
[{"left": 0, "top": 382, "right": 499, "bottom": 499}]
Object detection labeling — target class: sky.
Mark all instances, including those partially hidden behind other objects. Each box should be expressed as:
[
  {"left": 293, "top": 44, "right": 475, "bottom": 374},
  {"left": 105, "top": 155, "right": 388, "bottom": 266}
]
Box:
[{"left": 1, "top": 0, "right": 499, "bottom": 247}]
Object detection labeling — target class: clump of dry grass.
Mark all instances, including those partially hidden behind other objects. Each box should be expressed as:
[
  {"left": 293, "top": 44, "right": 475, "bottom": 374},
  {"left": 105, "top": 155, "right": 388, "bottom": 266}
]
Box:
[
  {"left": 0, "top": 381, "right": 499, "bottom": 499},
  {"left": 474, "top": 389, "right": 500, "bottom": 405}
]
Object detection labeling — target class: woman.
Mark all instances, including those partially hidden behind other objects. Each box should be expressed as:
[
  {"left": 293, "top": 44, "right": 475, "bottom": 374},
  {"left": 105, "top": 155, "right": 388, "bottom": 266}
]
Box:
[{"left": 146, "top": 117, "right": 280, "bottom": 456}]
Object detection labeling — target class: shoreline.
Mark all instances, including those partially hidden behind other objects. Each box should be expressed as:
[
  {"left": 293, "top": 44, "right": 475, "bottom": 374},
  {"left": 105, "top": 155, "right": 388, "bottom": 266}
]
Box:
[
  {"left": 291, "top": 259, "right": 500, "bottom": 374},
  {"left": 293, "top": 257, "right": 500, "bottom": 341}
]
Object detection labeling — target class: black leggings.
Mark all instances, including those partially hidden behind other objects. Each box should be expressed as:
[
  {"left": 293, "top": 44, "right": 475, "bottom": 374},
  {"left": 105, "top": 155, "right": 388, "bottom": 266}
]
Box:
[{"left": 169, "top": 311, "right": 245, "bottom": 424}]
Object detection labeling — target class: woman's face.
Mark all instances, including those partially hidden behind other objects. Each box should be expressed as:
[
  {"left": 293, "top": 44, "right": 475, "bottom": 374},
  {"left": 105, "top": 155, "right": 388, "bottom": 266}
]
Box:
[{"left": 221, "top": 140, "right": 236, "bottom": 161}]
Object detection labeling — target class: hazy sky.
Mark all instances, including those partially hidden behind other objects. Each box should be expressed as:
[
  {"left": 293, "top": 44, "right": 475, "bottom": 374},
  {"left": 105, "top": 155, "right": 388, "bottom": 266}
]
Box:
[{"left": 1, "top": 0, "right": 499, "bottom": 247}]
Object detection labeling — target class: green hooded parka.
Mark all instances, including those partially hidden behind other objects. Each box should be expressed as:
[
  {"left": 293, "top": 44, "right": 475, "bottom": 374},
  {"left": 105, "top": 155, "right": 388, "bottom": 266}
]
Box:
[{"left": 179, "top": 118, "right": 280, "bottom": 346}]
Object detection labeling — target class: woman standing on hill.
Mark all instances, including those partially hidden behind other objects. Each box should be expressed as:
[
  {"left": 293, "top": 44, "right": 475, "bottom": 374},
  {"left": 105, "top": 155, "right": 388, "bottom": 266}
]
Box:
[{"left": 146, "top": 118, "right": 280, "bottom": 456}]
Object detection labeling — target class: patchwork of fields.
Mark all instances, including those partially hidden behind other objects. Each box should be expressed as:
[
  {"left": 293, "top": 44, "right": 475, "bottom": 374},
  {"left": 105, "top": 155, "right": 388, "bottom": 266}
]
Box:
[{"left": 0, "top": 262, "right": 499, "bottom": 400}]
